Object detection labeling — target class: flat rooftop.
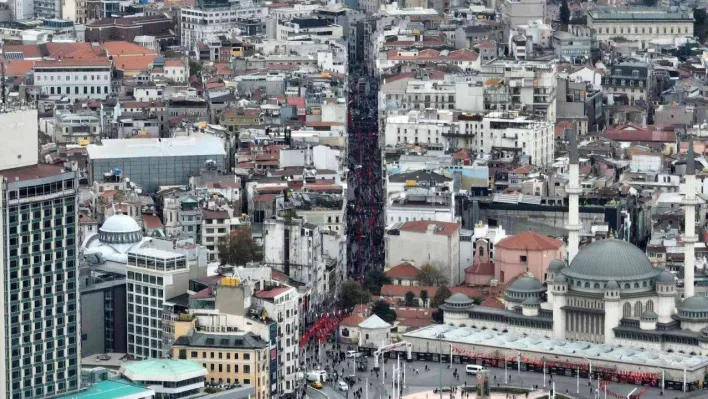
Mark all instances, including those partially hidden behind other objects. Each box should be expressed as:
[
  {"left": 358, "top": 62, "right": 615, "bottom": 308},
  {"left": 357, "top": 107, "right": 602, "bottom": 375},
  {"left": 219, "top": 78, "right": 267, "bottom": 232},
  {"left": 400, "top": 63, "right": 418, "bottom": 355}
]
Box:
[
  {"left": 56, "top": 379, "right": 152, "bottom": 399},
  {"left": 588, "top": 6, "right": 693, "bottom": 21},
  {"left": 0, "top": 164, "right": 69, "bottom": 182},
  {"left": 86, "top": 133, "right": 226, "bottom": 160},
  {"left": 404, "top": 324, "right": 708, "bottom": 371}
]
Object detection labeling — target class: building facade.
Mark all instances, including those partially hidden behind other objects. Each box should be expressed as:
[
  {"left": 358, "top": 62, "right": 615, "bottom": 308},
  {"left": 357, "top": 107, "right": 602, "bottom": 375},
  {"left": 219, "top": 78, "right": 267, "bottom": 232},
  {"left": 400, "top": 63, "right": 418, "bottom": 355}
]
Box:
[
  {"left": 587, "top": 7, "right": 694, "bottom": 49},
  {"left": 33, "top": 59, "right": 112, "bottom": 101}
]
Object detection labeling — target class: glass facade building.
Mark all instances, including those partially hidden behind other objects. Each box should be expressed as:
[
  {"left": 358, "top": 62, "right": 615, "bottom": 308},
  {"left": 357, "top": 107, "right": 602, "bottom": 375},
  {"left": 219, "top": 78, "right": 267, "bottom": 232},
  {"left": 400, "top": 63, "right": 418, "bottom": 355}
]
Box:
[{"left": 1, "top": 164, "right": 80, "bottom": 398}]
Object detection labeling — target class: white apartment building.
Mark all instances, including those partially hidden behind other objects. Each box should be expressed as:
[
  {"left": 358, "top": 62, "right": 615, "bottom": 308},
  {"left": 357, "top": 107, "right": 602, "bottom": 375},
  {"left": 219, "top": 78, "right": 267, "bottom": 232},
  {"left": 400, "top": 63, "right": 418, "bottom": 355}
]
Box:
[
  {"left": 126, "top": 243, "right": 207, "bottom": 359},
  {"left": 587, "top": 7, "right": 694, "bottom": 48},
  {"left": 180, "top": 4, "right": 266, "bottom": 51},
  {"left": 457, "top": 112, "right": 555, "bottom": 166},
  {"left": 384, "top": 109, "right": 455, "bottom": 147},
  {"left": 480, "top": 59, "right": 557, "bottom": 122},
  {"left": 276, "top": 18, "right": 344, "bottom": 41},
  {"left": 164, "top": 59, "right": 188, "bottom": 83},
  {"left": 515, "top": 20, "right": 553, "bottom": 47},
  {"left": 252, "top": 284, "right": 299, "bottom": 395},
  {"left": 34, "top": 59, "right": 112, "bottom": 100}
]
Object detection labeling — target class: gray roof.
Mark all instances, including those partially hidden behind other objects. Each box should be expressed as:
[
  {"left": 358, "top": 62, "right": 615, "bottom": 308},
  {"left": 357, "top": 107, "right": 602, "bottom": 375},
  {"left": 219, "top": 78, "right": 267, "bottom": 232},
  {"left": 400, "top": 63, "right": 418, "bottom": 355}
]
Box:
[
  {"left": 388, "top": 170, "right": 451, "bottom": 184},
  {"left": 588, "top": 7, "right": 693, "bottom": 21},
  {"left": 605, "top": 280, "right": 619, "bottom": 290},
  {"left": 173, "top": 331, "right": 268, "bottom": 349},
  {"left": 445, "top": 292, "right": 473, "bottom": 305},
  {"left": 678, "top": 296, "right": 708, "bottom": 312},
  {"left": 554, "top": 274, "right": 568, "bottom": 284},
  {"left": 656, "top": 271, "right": 675, "bottom": 284},
  {"left": 359, "top": 314, "right": 392, "bottom": 329},
  {"left": 523, "top": 297, "right": 540, "bottom": 306},
  {"left": 641, "top": 310, "right": 658, "bottom": 319},
  {"left": 562, "top": 239, "right": 660, "bottom": 281},
  {"left": 548, "top": 259, "right": 566, "bottom": 273},
  {"left": 508, "top": 276, "right": 544, "bottom": 292}
]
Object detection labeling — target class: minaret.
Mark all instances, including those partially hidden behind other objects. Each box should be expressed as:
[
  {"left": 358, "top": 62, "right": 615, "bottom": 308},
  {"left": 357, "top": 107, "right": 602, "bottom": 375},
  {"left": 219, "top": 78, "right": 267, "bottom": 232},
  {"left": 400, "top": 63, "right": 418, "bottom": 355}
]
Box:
[
  {"left": 566, "top": 128, "right": 582, "bottom": 263},
  {"left": 683, "top": 135, "right": 701, "bottom": 298}
]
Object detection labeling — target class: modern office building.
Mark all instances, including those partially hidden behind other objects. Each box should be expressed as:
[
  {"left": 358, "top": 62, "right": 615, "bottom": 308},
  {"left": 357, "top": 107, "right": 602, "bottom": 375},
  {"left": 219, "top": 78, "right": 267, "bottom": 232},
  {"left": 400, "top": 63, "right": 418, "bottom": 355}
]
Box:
[
  {"left": 86, "top": 134, "right": 227, "bottom": 193},
  {"left": 0, "top": 109, "right": 82, "bottom": 398}
]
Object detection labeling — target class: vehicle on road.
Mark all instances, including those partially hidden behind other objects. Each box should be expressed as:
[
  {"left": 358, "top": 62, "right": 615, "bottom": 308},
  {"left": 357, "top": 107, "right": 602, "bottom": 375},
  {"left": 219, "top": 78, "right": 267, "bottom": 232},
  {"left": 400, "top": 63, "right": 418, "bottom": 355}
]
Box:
[
  {"left": 311, "top": 381, "right": 323, "bottom": 389},
  {"left": 337, "top": 381, "right": 349, "bottom": 391},
  {"left": 306, "top": 370, "right": 328, "bottom": 382},
  {"left": 465, "top": 365, "right": 484, "bottom": 375},
  {"left": 346, "top": 350, "right": 360, "bottom": 358}
]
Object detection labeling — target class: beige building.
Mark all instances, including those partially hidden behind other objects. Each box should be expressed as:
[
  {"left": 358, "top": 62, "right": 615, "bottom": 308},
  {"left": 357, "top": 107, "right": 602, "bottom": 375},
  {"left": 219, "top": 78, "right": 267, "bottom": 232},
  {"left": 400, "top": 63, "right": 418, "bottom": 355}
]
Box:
[
  {"left": 172, "top": 331, "right": 270, "bottom": 398},
  {"left": 588, "top": 7, "right": 694, "bottom": 49}
]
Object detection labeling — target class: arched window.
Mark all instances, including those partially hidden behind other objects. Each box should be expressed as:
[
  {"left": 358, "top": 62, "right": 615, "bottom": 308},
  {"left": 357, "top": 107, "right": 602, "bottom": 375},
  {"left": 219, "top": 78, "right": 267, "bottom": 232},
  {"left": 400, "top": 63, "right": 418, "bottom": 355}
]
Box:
[
  {"left": 624, "top": 283, "right": 631, "bottom": 289},
  {"left": 634, "top": 301, "right": 643, "bottom": 317},
  {"left": 643, "top": 281, "right": 648, "bottom": 287},
  {"left": 646, "top": 300, "right": 654, "bottom": 312},
  {"left": 593, "top": 283, "right": 600, "bottom": 289},
  {"left": 634, "top": 282, "right": 640, "bottom": 289},
  {"left": 584, "top": 282, "right": 590, "bottom": 288},
  {"left": 623, "top": 303, "right": 632, "bottom": 318}
]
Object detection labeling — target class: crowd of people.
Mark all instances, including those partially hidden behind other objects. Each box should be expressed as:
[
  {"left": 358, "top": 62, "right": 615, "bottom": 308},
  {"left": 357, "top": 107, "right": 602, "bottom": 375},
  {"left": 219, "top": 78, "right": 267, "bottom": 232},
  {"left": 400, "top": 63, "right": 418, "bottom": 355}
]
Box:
[{"left": 346, "top": 68, "right": 385, "bottom": 280}]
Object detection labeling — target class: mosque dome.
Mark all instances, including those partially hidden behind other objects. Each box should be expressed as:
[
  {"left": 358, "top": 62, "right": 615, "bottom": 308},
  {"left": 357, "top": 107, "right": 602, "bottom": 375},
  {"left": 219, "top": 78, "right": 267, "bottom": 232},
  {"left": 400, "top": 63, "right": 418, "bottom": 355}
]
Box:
[
  {"left": 385, "top": 100, "right": 399, "bottom": 110},
  {"left": 445, "top": 293, "right": 473, "bottom": 306},
  {"left": 548, "top": 259, "right": 566, "bottom": 273},
  {"left": 553, "top": 274, "right": 568, "bottom": 284},
  {"left": 508, "top": 276, "right": 545, "bottom": 293},
  {"left": 656, "top": 271, "right": 676, "bottom": 284},
  {"left": 562, "top": 239, "right": 660, "bottom": 282},
  {"left": 605, "top": 280, "right": 619, "bottom": 290},
  {"left": 98, "top": 214, "right": 143, "bottom": 245},
  {"left": 678, "top": 296, "right": 708, "bottom": 312},
  {"left": 641, "top": 310, "right": 658, "bottom": 320}
]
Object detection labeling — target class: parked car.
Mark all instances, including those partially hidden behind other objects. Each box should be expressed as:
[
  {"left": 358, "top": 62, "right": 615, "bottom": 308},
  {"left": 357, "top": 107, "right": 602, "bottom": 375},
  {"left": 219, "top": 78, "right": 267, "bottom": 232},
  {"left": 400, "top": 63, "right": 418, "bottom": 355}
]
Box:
[{"left": 338, "top": 381, "right": 349, "bottom": 391}]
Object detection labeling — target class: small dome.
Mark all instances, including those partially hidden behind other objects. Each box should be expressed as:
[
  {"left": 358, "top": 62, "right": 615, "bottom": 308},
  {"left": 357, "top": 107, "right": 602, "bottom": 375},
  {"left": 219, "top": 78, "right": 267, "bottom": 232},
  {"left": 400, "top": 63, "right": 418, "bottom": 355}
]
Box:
[
  {"left": 563, "top": 239, "right": 660, "bottom": 281},
  {"left": 523, "top": 297, "right": 540, "bottom": 306},
  {"left": 445, "top": 293, "right": 473, "bottom": 306},
  {"left": 554, "top": 274, "right": 568, "bottom": 284},
  {"left": 508, "top": 276, "right": 545, "bottom": 293},
  {"left": 656, "top": 271, "right": 675, "bottom": 284},
  {"left": 385, "top": 100, "right": 399, "bottom": 110},
  {"left": 641, "top": 310, "right": 658, "bottom": 320},
  {"left": 100, "top": 214, "right": 141, "bottom": 234},
  {"left": 605, "top": 281, "right": 619, "bottom": 290},
  {"left": 548, "top": 259, "right": 566, "bottom": 273},
  {"left": 678, "top": 296, "right": 708, "bottom": 312}
]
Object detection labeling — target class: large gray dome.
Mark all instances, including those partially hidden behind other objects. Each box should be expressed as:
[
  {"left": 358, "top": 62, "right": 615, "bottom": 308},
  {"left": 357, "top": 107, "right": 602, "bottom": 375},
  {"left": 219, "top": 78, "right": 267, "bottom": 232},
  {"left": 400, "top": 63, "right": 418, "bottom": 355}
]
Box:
[
  {"left": 656, "top": 271, "right": 675, "bottom": 284},
  {"left": 678, "top": 296, "right": 708, "bottom": 312},
  {"left": 562, "top": 239, "right": 660, "bottom": 281},
  {"left": 445, "top": 293, "right": 473, "bottom": 305},
  {"left": 508, "top": 277, "right": 545, "bottom": 292}
]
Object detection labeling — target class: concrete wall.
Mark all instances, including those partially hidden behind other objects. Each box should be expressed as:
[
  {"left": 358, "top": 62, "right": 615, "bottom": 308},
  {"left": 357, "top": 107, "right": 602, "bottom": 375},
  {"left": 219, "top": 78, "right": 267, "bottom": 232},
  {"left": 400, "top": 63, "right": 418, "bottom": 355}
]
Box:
[
  {"left": 80, "top": 290, "right": 106, "bottom": 357},
  {"left": 0, "top": 109, "right": 39, "bottom": 171}
]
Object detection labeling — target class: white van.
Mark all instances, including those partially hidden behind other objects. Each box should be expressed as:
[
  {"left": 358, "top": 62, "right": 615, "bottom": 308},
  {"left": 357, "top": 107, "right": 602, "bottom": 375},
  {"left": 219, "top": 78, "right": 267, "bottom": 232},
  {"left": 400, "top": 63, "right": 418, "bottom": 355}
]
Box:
[{"left": 465, "top": 365, "right": 484, "bottom": 375}]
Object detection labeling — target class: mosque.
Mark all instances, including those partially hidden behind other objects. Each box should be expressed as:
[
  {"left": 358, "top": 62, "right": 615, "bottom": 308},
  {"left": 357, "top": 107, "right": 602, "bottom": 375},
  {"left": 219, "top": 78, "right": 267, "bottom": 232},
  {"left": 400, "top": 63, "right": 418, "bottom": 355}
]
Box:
[
  {"left": 82, "top": 213, "right": 152, "bottom": 265},
  {"left": 441, "top": 135, "right": 708, "bottom": 355}
]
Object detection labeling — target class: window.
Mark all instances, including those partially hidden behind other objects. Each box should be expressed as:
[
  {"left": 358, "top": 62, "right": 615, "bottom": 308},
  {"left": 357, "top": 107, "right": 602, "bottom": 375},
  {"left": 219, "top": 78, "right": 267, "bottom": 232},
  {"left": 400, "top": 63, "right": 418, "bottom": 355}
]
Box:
[{"left": 520, "top": 255, "right": 527, "bottom": 262}]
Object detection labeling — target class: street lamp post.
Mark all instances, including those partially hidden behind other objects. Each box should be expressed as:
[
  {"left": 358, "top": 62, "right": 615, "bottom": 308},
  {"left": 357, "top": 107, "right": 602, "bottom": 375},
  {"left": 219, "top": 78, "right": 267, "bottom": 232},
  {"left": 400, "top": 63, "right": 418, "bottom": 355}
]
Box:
[
  {"left": 542, "top": 357, "right": 546, "bottom": 388},
  {"left": 576, "top": 365, "right": 580, "bottom": 394},
  {"left": 515, "top": 350, "right": 521, "bottom": 376}
]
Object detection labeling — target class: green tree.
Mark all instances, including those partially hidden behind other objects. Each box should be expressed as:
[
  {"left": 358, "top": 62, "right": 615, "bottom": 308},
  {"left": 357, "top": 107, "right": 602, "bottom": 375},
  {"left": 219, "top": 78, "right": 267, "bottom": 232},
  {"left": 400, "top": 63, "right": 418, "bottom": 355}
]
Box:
[
  {"left": 404, "top": 291, "right": 416, "bottom": 307},
  {"left": 430, "top": 285, "right": 452, "bottom": 308},
  {"left": 472, "top": 296, "right": 485, "bottom": 305},
  {"left": 216, "top": 227, "right": 263, "bottom": 266},
  {"left": 420, "top": 289, "right": 429, "bottom": 307},
  {"left": 363, "top": 270, "right": 391, "bottom": 295},
  {"left": 189, "top": 59, "right": 203, "bottom": 77},
  {"left": 695, "top": 8, "right": 708, "bottom": 42},
  {"left": 431, "top": 308, "right": 444, "bottom": 324},
  {"left": 417, "top": 264, "right": 448, "bottom": 286},
  {"left": 559, "top": 0, "right": 570, "bottom": 25},
  {"left": 340, "top": 280, "right": 369, "bottom": 309},
  {"left": 372, "top": 299, "right": 397, "bottom": 323}
]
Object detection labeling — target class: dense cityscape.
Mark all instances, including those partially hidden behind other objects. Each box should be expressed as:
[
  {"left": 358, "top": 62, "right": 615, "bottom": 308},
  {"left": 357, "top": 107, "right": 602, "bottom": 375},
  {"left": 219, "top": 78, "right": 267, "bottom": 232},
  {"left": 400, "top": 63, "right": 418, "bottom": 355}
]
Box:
[{"left": 1, "top": 0, "right": 708, "bottom": 398}]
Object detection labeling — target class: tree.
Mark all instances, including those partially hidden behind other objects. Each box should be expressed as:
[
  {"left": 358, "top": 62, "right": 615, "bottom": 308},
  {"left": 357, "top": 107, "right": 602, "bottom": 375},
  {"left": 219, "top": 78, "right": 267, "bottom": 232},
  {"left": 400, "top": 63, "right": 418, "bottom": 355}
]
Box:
[
  {"left": 420, "top": 289, "right": 429, "bottom": 307},
  {"left": 417, "top": 264, "right": 449, "bottom": 286},
  {"left": 430, "top": 285, "right": 452, "bottom": 308},
  {"left": 189, "top": 59, "right": 203, "bottom": 77},
  {"left": 340, "top": 280, "right": 370, "bottom": 309},
  {"left": 216, "top": 227, "right": 263, "bottom": 266},
  {"left": 695, "top": 8, "right": 708, "bottom": 42},
  {"left": 431, "top": 308, "right": 444, "bottom": 324},
  {"left": 559, "top": 0, "right": 570, "bottom": 25},
  {"left": 404, "top": 291, "right": 416, "bottom": 307},
  {"left": 642, "top": 0, "right": 657, "bottom": 6},
  {"left": 472, "top": 296, "right": 485, "bottom": 305},
  {"left": 363, "top": 270, "right": 391, "bottom": 295},
  {"left": 372, "top": 299, "right": 397, "bottom": 323}
]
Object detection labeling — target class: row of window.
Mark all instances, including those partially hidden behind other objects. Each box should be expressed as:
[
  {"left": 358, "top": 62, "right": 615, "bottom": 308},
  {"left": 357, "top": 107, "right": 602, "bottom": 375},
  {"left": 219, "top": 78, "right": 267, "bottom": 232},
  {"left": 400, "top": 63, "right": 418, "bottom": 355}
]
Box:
[
  {"left": 36, "top": 74, "right": 109, "bottom": 81},
  {"left": 597, "top": 25, "right": 690, "bottom": 35},
  {"left": 47, "top": 86, "right": 109, "bottom": 95}
]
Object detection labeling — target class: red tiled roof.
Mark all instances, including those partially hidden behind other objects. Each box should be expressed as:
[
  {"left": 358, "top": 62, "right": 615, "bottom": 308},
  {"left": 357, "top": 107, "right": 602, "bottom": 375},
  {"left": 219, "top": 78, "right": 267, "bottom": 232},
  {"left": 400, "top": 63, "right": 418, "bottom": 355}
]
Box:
[
  {"left": 0, "top": 164, "right": 64, "bottom": 182},
  {"left": 603, "top": 129, "right": 676, "bottom": 143},
  {"left": 191, "top": 287, "right": 214, "bottom": 299},
  {"left": 113, "top": 54, "right": 158, "bottom": 72},
  {"left": 45, "top": 42, "right": 105, "bottom": 59},
  {"left": 3, "top": 44, "right": 42, "bottom": 59},
  {"left": 164, "top": 58, "right": 184, "bottom": 67},
  {"left": 102, "top": 41, "right": 157, "bottom": 56},
  {"left": 340, "top": 314, "right": 366, "bottom": 326},
  {"left": 143, "top": 214, "right": 163, "bottom": 229},
  {"left": 380, "top": 285, "right": 482, "bottom": 298},
  {"left": 479, "top": 296, "right": 504, "bottom": 309},
  {"left": 495, "top": 231, "right": 562, "bottom": 251},
  {"left": 286, "top": 96, "right": 305, "bottom": 108},
  {"left": 35, "top": 58, "right": 111, "bottom": 67},
  {"left": 254, "top": 286, "right": 291, "bottom": 299},
  {"left": 386, "top": 263, "right": 421, "bottom": 279},
  {"left": 398, "top": 318, "right": 434, "bottom": 328},
  {"left": 464, "top": 262, "right": 495, "bottom": 275},
  {"left": 398, "top": 220, "right": 460, "bottom": 237},
  {"left": 255, "top": 193, "right": 278, "bottom": 203},
  {"left": 271, "top": 270, "right": 289, "bottom": 282},
  {"left": 1, "top": 59, "right": 36, "bottom": 76}
]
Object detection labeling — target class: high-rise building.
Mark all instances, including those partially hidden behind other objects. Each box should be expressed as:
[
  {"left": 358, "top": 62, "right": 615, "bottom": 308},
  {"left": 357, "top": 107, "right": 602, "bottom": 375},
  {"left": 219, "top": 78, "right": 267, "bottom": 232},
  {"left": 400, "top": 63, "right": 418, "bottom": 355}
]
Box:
[{"left": 0, "top": 109, "right": 82, "bottom": 398}]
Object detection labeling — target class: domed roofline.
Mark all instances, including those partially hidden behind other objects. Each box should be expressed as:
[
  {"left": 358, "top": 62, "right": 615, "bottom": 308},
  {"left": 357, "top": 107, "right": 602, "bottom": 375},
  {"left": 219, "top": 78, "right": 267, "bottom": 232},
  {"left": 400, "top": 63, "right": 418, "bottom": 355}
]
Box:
[{"left": 562, "top": 239, "right": 660, "bottom": 282}]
